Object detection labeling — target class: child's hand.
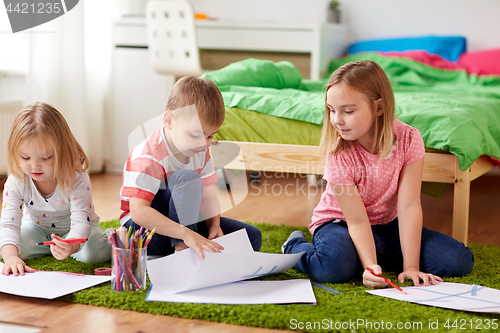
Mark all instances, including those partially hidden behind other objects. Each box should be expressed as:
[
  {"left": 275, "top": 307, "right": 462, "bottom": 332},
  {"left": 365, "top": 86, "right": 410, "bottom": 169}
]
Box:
[
  {"left": 183, "top": 231, "right": 224, "bottom": 259},
  {"left": 2, "top": 256, "right": 35, "bottom": 276},
  {"left": 50, "top": 234, "right": 80, "bottom": 260},
  {"left": 207, "top": 226, "right": 224, "bottom": 240},
  {"left": 363, "top": 264, "right": 388, "bottom": 288},
  {"left": 398, "top": 269, "right": 443, "bottom": 287}
]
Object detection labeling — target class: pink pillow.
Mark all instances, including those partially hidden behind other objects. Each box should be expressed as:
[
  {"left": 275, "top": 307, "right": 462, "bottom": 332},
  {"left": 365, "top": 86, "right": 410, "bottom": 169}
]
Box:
[
  {"left": 458, "top": 48, "right": 500, "bottom": 76},
  {"left": 383, "top": 50, "right": 463, "bottom": 71}
]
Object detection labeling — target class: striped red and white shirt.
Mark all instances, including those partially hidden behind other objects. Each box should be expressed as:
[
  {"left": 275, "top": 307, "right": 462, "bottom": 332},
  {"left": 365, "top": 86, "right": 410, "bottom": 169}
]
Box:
[{"left": 119, "top": 126, "right": 217, "bottom": 224}]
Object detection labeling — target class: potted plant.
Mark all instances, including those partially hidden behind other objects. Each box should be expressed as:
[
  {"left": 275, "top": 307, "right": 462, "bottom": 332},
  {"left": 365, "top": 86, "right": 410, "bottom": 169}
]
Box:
[{"left": 327, "top": 0, "right": 341, "bottom": 24}]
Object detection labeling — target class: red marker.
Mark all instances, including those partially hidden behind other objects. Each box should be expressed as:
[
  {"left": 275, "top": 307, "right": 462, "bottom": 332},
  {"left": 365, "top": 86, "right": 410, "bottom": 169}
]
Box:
[
  {"left": 36, "top": 238, "right": 88, "bottom": 246},
  {"left": 366, "top": 267, "right": 407, "bottom": 294}
]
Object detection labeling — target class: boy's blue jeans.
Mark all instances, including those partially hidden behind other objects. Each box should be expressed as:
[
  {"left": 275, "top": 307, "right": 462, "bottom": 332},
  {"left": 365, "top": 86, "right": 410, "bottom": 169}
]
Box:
[
  {"left": 124, "top": 169, "right": 262, "bottom": 256},
  {"left": 283, "top": 218, "right": 474, "bottom": 283}
]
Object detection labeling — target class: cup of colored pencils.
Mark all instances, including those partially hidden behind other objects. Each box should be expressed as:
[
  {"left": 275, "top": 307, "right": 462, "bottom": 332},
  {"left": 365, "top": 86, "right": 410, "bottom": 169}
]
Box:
[{"left": 107, "top": 226, "right": 155, "bottom": 291}]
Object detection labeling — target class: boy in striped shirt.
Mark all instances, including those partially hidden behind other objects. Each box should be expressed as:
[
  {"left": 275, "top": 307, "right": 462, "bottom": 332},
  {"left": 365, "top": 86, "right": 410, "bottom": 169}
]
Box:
[{"left": 119, "top": 77, "right": 262, "bottom": 258}]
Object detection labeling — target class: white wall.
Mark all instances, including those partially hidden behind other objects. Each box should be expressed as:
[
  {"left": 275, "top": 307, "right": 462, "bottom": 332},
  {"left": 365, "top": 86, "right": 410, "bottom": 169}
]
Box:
[
  {"left": 341, "top": 0, "right": 500, "bottom": 52},
  {"left": 0, "top": 75, "right": 25, "bottom": 102},
  {"left": 189, "top": 0, "right": 330, "bottom": 23},
  {"left": 188, "top": 0, "right": 500, "bottom": 52}
]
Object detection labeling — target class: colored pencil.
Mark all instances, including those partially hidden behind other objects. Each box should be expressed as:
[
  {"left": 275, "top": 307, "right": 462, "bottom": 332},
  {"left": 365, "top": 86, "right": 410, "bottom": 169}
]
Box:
[
  {"left": 106, "top": 226, "right": 150, "bottom": 291},
  {"left": 36, "top": 238, "right": 88, "bottom": 246},
  {"left": 144, "top": 228, "right": 156, "bottom": 247},
  {"left": 366, "top": 267, "right": 407, "bottom": 294}
]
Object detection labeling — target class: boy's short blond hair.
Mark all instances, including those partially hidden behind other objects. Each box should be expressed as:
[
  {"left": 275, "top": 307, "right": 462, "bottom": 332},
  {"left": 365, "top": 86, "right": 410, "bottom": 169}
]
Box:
[{"left": 166, "top": 77, "right": 225, "bottom": 126}]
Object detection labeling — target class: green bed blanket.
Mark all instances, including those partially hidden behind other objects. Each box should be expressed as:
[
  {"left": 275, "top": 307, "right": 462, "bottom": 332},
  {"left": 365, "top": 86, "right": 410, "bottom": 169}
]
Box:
[
  {"left": 203, "top": 53, "right": 500, "bottom": 171},
  {"left": 216, "top": 106, "right": 450, "bottom": 198}
]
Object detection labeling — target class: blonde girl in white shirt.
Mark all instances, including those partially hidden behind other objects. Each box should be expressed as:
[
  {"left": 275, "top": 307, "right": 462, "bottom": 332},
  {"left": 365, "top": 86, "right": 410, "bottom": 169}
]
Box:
[{"left": 1, "top": 102, "right": 111, "bottom": 276}]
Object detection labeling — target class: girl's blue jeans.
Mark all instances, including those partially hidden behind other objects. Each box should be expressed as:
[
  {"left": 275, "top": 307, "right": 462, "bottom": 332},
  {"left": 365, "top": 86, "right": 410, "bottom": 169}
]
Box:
[
  {"left": 283, "top": 218, "right": 474, "bottom": 283},
  {"left": 124, "top": 169, "right": 262, "bottom": 256}
]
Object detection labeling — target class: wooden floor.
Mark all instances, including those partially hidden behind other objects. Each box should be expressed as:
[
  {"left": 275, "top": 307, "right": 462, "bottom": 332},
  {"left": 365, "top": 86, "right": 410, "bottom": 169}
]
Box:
[
  {"left": 0, "top": 292, "right": 287, "bottom": 333},
  {"left": 0, "top": 171, "right": 499, "bottom": 332}
]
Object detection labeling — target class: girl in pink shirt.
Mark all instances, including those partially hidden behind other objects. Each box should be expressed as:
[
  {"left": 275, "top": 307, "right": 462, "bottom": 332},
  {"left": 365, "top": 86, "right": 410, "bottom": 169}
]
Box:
[{"left": 282, "top": 60, "right": 473, "bottom": 288}]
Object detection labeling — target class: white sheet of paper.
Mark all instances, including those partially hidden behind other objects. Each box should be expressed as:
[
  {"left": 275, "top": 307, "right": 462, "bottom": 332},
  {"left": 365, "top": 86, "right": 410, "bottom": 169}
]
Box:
[
  {"left": 367, "top": 282, "right": 500, "bottom": 313},
  {"left": 180, "top": 251, "right": 303, "bottom": 292},
  {"left": 146, "top": 228, "right": 249, "bottom": 292},
  {"left": 0, "top": 262, "right": 111, "bottom": 299},
  {"left": 146, "top": 229, "right": 315, "bottom": 304},
  {"left": 147, "top": 229, "right": 303, "bottom": 293},
  {"left": 146, "top": 279, "right": 316, "bottom": 304}
]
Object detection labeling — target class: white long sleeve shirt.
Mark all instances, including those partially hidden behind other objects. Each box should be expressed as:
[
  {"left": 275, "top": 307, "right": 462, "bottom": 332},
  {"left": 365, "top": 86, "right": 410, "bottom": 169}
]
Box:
[{"left": 0, "top": 172, "right": 96, "bottom": 252}]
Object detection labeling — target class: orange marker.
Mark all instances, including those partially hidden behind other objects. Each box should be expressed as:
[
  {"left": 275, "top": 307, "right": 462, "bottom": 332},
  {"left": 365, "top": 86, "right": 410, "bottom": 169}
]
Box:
[{"left": 366, "top": 267, "right": 407, "bottom": 294}]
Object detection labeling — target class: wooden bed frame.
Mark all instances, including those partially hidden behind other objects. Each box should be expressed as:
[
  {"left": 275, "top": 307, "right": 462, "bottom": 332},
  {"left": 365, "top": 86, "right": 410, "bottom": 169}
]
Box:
[{"left": 218, "top": 141, "right": 496, "bottom": 245}]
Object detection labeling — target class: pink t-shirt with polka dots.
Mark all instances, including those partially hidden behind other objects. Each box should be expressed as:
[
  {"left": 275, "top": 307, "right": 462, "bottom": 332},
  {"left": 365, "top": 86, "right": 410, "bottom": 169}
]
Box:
[{"left": 309, "top": 120, "right": 425, "bottom": 234}]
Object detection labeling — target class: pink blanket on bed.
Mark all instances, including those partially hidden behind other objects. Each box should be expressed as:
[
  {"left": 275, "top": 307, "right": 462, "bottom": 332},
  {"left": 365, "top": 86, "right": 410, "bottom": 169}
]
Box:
[
  {"left": 489, "top": 157, "right": 500, "bottom": 168},
  {"left": 382, "top": 49, "right": 500, "bottom": 77}
]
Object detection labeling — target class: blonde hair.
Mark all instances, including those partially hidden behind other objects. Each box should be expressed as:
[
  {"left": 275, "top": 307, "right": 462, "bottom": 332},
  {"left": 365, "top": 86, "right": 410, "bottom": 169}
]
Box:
[
  {"left": 320, "top": 60, "right": 396, "bottom": 162},
  {"left": 166, "top": 76, "right": 225, "bottom": 126},
  {"left": 7, "top": 102, "right": 89, "bottom": 195}
]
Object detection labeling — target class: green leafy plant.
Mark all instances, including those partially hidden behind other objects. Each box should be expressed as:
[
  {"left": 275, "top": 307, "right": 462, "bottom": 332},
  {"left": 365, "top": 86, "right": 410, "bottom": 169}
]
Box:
[{"left": 329, "top": 0, "right": 340, "bottom": 11}]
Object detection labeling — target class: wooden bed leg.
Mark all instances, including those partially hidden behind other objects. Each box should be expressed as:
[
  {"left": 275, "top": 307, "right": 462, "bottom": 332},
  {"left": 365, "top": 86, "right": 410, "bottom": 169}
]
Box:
[{"left": 452, "top": 165, "right": 471, "bottom": 245}]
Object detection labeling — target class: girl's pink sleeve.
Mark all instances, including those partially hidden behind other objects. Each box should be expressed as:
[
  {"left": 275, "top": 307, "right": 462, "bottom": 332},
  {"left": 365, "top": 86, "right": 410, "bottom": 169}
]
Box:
[{"left": 404, "top": 127, "right": 425, "bottom": 166}]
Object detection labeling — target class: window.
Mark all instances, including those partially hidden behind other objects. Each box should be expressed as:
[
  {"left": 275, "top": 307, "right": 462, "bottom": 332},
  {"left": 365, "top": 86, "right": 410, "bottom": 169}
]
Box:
[{"left": 0, "top": 10, "right": 29, "bottom": 73}]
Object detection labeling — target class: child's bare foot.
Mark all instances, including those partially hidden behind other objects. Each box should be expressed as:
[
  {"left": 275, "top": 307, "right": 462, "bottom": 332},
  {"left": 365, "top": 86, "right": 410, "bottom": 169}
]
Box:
[{"left": 174, "top": 242, "right": 189, "bottom": 252}]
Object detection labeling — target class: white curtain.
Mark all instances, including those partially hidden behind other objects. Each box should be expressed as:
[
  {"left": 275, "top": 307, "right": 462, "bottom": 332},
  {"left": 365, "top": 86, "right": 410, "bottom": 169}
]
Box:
[{"left": 25, "top": 0, "right": 120, "bottom": 173}]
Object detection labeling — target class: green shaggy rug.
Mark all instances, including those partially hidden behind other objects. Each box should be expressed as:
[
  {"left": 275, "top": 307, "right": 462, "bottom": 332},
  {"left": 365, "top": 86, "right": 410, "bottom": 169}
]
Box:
[{"left": 17, "top": 220, "right": 500, "bottom": 332}]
